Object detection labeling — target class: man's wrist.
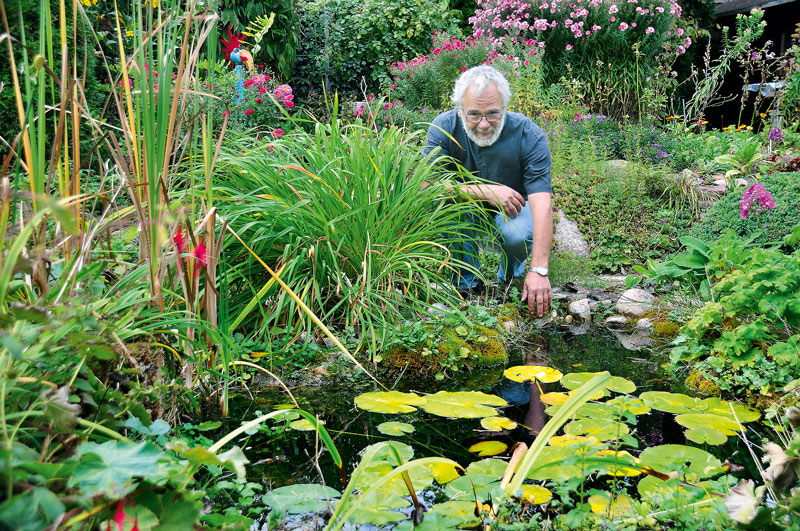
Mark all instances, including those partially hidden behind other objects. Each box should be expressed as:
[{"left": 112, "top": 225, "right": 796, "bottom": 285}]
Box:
[{"left": 528, "top": 266, "right": 549, "bottom": 276}]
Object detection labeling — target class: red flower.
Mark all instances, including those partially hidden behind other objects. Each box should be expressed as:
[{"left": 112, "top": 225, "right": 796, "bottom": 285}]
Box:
[
  {"left": 272, "top": 128, "right": 284, "bottom": 138},
  {"left": 174, "top": 227, "right": 186, "bottom": 254},
  {"left": 245, "top": 109, "right": 254, "bottom": 116},
  {"left": 256, "top": 98, "right": 262, "bottom": 103},
  {"left": 112, "top": 501, "right": 126, "bottom": 531},
  {"left": 285, "top": 101, "right": 294, "bottom": 109},
  {"left": 258, "top": 88, "right": 267, "bottom": 94},
  {"left": 192, "top": 240, "right": 207, "bottom": 268}
]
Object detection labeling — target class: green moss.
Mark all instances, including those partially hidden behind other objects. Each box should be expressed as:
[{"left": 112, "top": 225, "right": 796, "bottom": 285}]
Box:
[
  {"left": 684, "top": 370, "right": 721, "bottom": 397},
  {"left": 653, "top": 320, "right": 681, "bottom": 339}
]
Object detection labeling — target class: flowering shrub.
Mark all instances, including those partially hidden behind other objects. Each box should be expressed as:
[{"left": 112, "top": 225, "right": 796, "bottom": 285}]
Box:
[
  {"left": 389, "top": 32, "right": 494, "bottom": 111},
  {"left": 739, "top": 182, "right": 776, "bottom": 219},
  {"left": 210, "top": 67, "right": 294, "bottom": 133},
  {"left": 470, "top": 0, "right": 693, "bottom": 116},
  {"left": 352, "top": 96, "right": 430, "bottom": 133}
]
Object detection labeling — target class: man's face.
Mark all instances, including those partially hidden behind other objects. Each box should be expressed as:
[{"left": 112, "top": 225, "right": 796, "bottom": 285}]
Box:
[{"left": 459, "top": 84, "right": 505, "bottom": 147}]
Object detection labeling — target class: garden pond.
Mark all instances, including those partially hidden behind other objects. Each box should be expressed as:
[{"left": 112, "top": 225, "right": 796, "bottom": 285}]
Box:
[{"left": 207, "top": 328, "right": 761, "bottom": 529}]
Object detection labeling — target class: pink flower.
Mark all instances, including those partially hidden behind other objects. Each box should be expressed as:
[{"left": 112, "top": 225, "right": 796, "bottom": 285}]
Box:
[
  {"left": 272, "top": 128, "right": 284, "bottom": 138},
  {"left": 461, "top": 66, "right": 468, "bottom": 71},
  {"left": 565, "top": 44, "right": 573, "bottom": 50},
  {"left": 268, "top": 145, "right": 275, "bottom": 152},
  {"left": 258, "top": 88, "right": 267, "bottom": 94},
  {"left": 245, "top": 109, "right": 254, "bottom": 115},
  {"left": 619, "top": 22, "right": 628, "bottom": 30},
  {"left": 285, "top": 101, "right": 294, "bottom": 109},
  {"left": 740, "top": 182, "right": 776, "bottom": 219},
  {"left": 645, "top": 26, "right": 655, "bottom": 34},
  {"left": 608, "top": 4, "right": 618, "bottom": 13},
  {"left": 191, "top": 240, "right": 207, "bottom": 268},
  {"left": 610, "top": 16, "right": 616, "bottom": 21},
  {"left": 222, "top": 111, "right": 229, "bottom": 117}
]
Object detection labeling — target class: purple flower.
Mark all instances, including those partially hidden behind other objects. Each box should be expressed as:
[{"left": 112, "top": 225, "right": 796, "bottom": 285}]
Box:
[
  {"left": 769, "top": 128, "right": 784, "bottom": 143},
  {"left": 739, "top": 182, "right": 776, "bottom": 219}
]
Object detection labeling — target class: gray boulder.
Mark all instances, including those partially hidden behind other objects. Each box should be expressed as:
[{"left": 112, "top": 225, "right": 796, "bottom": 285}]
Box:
[
  {"left": 615, "top": 288, "right": 655, "bottom": 317},
  {"left": 568, "top": 298, "right": 592, "bottom": 321},
  {"left": 554, "top": 209, "right": 591, "bottom": 259}
]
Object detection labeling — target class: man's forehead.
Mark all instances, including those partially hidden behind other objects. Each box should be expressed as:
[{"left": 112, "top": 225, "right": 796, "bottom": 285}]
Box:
[{"left": 462, "top": 85, "right": 502, "bottom": 110}]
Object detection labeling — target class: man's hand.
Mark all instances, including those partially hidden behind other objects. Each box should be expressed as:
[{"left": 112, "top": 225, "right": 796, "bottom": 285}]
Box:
[
  {"left": 485, "top": 185, "right": 525, "bottom": 218},
  {"left": 521, "top": 271, "right": 551, "bottom": 317}
]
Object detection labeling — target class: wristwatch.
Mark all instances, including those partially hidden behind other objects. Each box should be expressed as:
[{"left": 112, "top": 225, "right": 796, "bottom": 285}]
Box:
[{"left": 529, "top": 266, "right": 549, "bottom": 276}]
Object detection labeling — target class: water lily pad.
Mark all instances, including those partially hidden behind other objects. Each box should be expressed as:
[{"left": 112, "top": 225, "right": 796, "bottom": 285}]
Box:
[
  {"left": 639, "top": 391, "right": 707, "bottom": 414},
  {"left": 637, "top": 475, "right": 717, "bottom": 505},
  {"left": 675, "top": 413, "right": 742, "bottom": 435},
  {"left": 430, "top": 501, "right": 482, "bottom": 527},
  {"left": 561, "top": 372, "right": 636, "bottom": 394},
  {"left": 393, "top": 511, "right": 463, "bottom": 530},
  {"left": 444, "top": 474, "right": 502, "bottom": 502},
  {"left": 344, "top": 492, "right": 408, "bottom": 525},
  {"left": 262, "top": 484, "right": 340, "bottom": 514},
  {"left": 684, "top": 426, "right": 729, "bottom": 445},
  {"left": 504, "top": 365, "right": 563, "bottom": 383},
  {"left": 639, "top": 444, "right": 724, "bottom": 479},
  {"left": 564, "top": 418, "right": 630, "bottom": 441},
  {"left": 420, "top": 391, "right": 507, "bottom": 418},
  {"left": 426, "top": 462, "right": 461, "bottom": 484},
  {"left": 363, "top": 441, "right": 415, "bottom": 465},
  {"left": 377, "top": 422, "right": 415, "bottom": 436},
  {"left": 588, "top": 492, "right": 637, "bottom": 517},
  {"left": 548, "top": 434, "right": 603, "bottom": 448},
  {"left": 526, "top": 446, "right": 585, "bottom": 481},
  {"left": 595, "top": 450, "right": 642, "bottom": 476},
  {"left": 354, "top": 391, "right": 427, "bottom": 414},
  {"left": 468, "top": 441, "right": 507, "bottom": 457},
  {"left": 701, "top": 397, "right": 760, "bottom": 422},
  {"left": 540, "top": 392, "right": 569, "bottom": 406},
  {"left": 517, "top": 484, "right": 553, "bottom": 504},
  {"left": 481, "top": 416, "right": 517, "bottom": 431},
  {"left": 607, "top": 396, "right": 651, "bottom": 416},
  {"left": 290, "top": 418, "right": 325, "bottom": 431}
]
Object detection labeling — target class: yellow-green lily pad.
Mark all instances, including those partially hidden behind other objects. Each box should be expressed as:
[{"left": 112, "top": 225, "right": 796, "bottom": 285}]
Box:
[
  {"left": 480, "top": 416, "right": 517, "bottom": 431},
  {"left": 701, "top": 397, "right": 760, "bottom": 422},
  {"left": 504, "top": 365, "right": 563, "bottom": 383},
  {"left": 561, "top": 372, "right": 636, "bottom": 394},
  {"left": 468, "top": 441, "right": 507, "bottom": 457},
  {"left": 376, "top": 422, "right": 415, "bottom": 436},
  {"left": 684, "top": 426, "right": 729, "bottom": 445},
  {"left": 466, "top": 458, "right": 507, "bottom": 478},
  {"left": 675, "top": 413, "right": 742, "bottom": 435},
  {"left": 548, "top": 434, "right": 603, "bottom": 448},
  {"left": 290, "top": 418, "right": 325, "bottom": 431},
  {"left": 564, "top": 418, "right": 630, "bottom": 441},
  {"left": 429, "top": 500, "right": 482, "bottom": 527},
  {"left": 420, "top": 391, "right": 507, "bottom": 418},
  {"left": 517, "top": 484, "right": 553, "bottom": 504},
  {"left": 639, "top": 391, "right": 707, "bottom": 415},
  {"left": 426, "top": 462, "right": 461, "bottom": 484},
  {"left": 354, "top": 391, "right": 427, "bottom": 414},
  {"left": 639, "top": 444, "right": 724, "bottom": 479}
]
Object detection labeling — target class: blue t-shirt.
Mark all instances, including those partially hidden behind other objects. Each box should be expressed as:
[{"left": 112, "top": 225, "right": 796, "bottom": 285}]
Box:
[{"left": 422, "top": 108, "right": 551, "bottom": 197}]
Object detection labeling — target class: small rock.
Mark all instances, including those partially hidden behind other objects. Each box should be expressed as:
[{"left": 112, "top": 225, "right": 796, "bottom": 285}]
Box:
[
  {"left": 428, "top": 302, "right": 449, "bottom": 318},
  {"left": 552, "top": 287, "right": 571, "bottom": 301},
  {"left": 612, "top": 330, "right": 655, "bottom": 351},
  {"left": 568, "top": 298, "right": 592, "bottom": 321},
  {"left": 564, "top": 315, "right": 574, "bottom": 323},
  {"left": 605, "top": 315, "right": 629, "bottom": 329},
  {"left": 589, "top": 299, "right": 614, "bottom": 312},
  {"left": 503, "top": 320, "right": 516, "bottom": 332},
  {"left": 606, "top": 159, "right": 630, "bottom": 171},
  {"left": 322, "top": 337, "right": 336, "bottom": 349},
  {"left": 735, "top": 178, "right": 749, "bottom": 188},
  {"left": 712, "top": 178, "right": 728, "bottom": 187},
  {"left": 615, "top": 288, "right": 655, "bottom": 317},
  {"left": 636, "top": 318, "right": 654, "bottom": 330},
  {"left": 568, "top": 322, "right": 591, "bottom": 336}
]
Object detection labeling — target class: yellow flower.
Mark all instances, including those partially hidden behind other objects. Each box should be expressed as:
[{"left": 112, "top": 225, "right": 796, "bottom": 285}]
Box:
[
  {"left": 722, "top": 126, "right": 732, "bottom": 131},
  {"left": 126, "top": 30, "right": 134, "bottom": 37},
  {"left": 665, "top": 116, "right": 674, "bottom": 120},
  {"left": 80, "top": 0, "right": 98, "bottom": 6},
  {"left": 700, "top": 120, "right": 708, "bottom": 125},
  {"left": 759, "top": 113, "right": 767, "bottom": 118}
]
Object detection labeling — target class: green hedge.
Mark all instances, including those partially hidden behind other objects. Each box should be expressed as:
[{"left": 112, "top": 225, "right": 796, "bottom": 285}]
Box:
[{"left": 691, "top": 172, "right": 800, "bottom": 245}]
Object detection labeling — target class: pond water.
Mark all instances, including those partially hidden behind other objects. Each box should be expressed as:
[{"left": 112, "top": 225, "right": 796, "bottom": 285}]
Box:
[{"left": 219, "top": 327, "right": 756, "bottom": 528}]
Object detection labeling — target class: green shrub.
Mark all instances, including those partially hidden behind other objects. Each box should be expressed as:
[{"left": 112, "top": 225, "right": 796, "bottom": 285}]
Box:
[
  {"left": 293, "top": 0, "right": 461, "bottom": 96},
  {"left": 691, "top": 172, "right": 800, "bottom": 245}
]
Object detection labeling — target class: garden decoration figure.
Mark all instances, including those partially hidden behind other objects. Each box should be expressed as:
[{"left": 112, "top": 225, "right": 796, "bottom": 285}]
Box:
[
  {"left": 423, "top": 65, "right": 553, "bottom": 317},
  {"left": 220, "top": 27, "right": 254, "bottom": 103}
]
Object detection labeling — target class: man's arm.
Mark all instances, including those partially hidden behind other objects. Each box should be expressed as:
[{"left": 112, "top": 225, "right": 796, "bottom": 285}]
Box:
[{"left": 521, "top": 192, "right": 553, "bottom": 317}]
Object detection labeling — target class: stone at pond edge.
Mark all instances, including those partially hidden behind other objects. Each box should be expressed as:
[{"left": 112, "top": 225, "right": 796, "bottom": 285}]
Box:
[
  {"left": 615, "top": 288, "right": 655, "bottom": 317},
  {"left": 605, "top": 315, "right": 628, "bottom": 329},
  {"left": 554, "top": 209, "right": 591, "bottom": 258},
  {"left": 568, "top": 299, "right": 592, "bottom": 321},
  {"left": 636, "top": 318, "right": 654, "bottom": 330}
]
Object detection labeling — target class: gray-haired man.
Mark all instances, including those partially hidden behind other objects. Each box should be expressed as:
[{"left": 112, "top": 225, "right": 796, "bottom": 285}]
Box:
[{"left": 422, "top": 65, "right": 553, "bottom": 317}]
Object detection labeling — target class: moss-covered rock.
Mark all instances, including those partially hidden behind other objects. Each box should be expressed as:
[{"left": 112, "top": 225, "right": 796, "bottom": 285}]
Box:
[
  {"left": 684, "top": 370, "right": 721, "bottom": 397},
  {"left": 653, "top": 320, "right": 681, "bottom": 339}
]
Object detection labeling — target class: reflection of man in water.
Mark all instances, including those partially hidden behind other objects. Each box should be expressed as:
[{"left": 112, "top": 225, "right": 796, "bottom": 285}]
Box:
[{"left": 496, "top": 336, "right": 549, "bottom": 438}]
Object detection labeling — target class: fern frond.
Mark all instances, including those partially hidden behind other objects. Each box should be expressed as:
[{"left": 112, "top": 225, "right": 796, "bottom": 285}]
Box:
[{"left": 243, "top": 13, "right": 276, "bottom": 55}]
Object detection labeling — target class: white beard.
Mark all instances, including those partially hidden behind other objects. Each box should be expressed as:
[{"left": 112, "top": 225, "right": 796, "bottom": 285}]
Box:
[{"left": 461, "top": 112, "right": 506, "bottom": 147}]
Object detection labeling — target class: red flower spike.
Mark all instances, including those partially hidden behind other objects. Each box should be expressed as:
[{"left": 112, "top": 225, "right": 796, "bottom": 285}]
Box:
[
  {"left": 192, "top": 241, "right": 207, "bottom": 268},
  {"left": 174, "top": 227, "right": 186, "bottom": 254},
  {"left": 113, "top": 501, "right": 126, "bottom": 531}
]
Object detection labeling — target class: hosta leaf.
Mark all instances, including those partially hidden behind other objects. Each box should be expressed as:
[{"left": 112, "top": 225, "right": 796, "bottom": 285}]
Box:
[
  {"left": 639, "top": 391, "right": 708, "bottom": 414},
  {"left": 69, "top": 441, "right": 166, "bottom": 497},
  {"left": 517, "top": 484, "right": 553, "bottom": 504},
  {"left": 262, "top": 484, "right": 340, "bottom": 514},
  {"left": 639, "top": 444, "right": 724, "bottom": 479},
  {"left": 377, "top": 422, "right": 415, "bottom": 436},
  {"left": 700, "top": 398, "right": 760, "bottom": 422},
  {"left": 420, "top": 391, "right": 507, "bottom": 418},
  {"left": 675, "top": 413, "right": 742, "bottom": 435},
  {"left": 564, "top": 418, "right": 630, "bottom": 441},
  {"left": 480, "top": 416, "right": 517, "bottom": 431},
  {"left": 684, "top": 426, "right": 729, "bottom": 445},
  {"left": 468, "top": 441, "right": 507, "bottom": 457},
  {"left": 503, "top": 365, "right": 563, "bottom": 383},
  {"left": 354, "top": 391, "right": 427, "bottom": 414},
  {"left": 561, "top": 372, "right": 636, "bottom": 394}
]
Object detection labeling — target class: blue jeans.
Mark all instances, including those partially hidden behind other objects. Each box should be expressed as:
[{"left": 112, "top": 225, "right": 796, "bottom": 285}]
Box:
[{"left": 453, "top": 203, "right": 533, "bottom": 289}]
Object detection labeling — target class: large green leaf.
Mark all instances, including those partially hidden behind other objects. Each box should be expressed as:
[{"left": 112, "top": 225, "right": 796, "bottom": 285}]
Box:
[
  {"left": 344, "top": 492, "right": 408, "bottom": 525},
  {"left": 69, "top": 441, "right": 167, "bottom": 497},
  {"left": 564, "top": 418, "right": 630, "bottom": 440},
  {"left": 262, "top": 484, "right": 340, "bottom": 514},
  {"left": 701, "top": 398, "right": 760, "bottom": 422},
  {"left": 354, "top": 391, "right": 427, "bottom": 414},
  {"left": 684, "top": 426, "right": 729, "bottom": 446},
  {"left": 419, "top": 391, "right": 507, "bottom": 418},
  {"left": 639, "top": 391, "right": 707, "bottom": 414},
  {"left": 0, "top": 488, "right": 65, "bottom": 531},
  {"left": 675, "top": 413, "right": 742, "bottom": 436},
  {"left": 377, "top": 421, "right": 415, "bottom": 436},
  {"left": 561, "top": 372, "right": 636, "bottom": 394},
  {"left": 639, "top": 445, "right": 724, "bottom": 479}
]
